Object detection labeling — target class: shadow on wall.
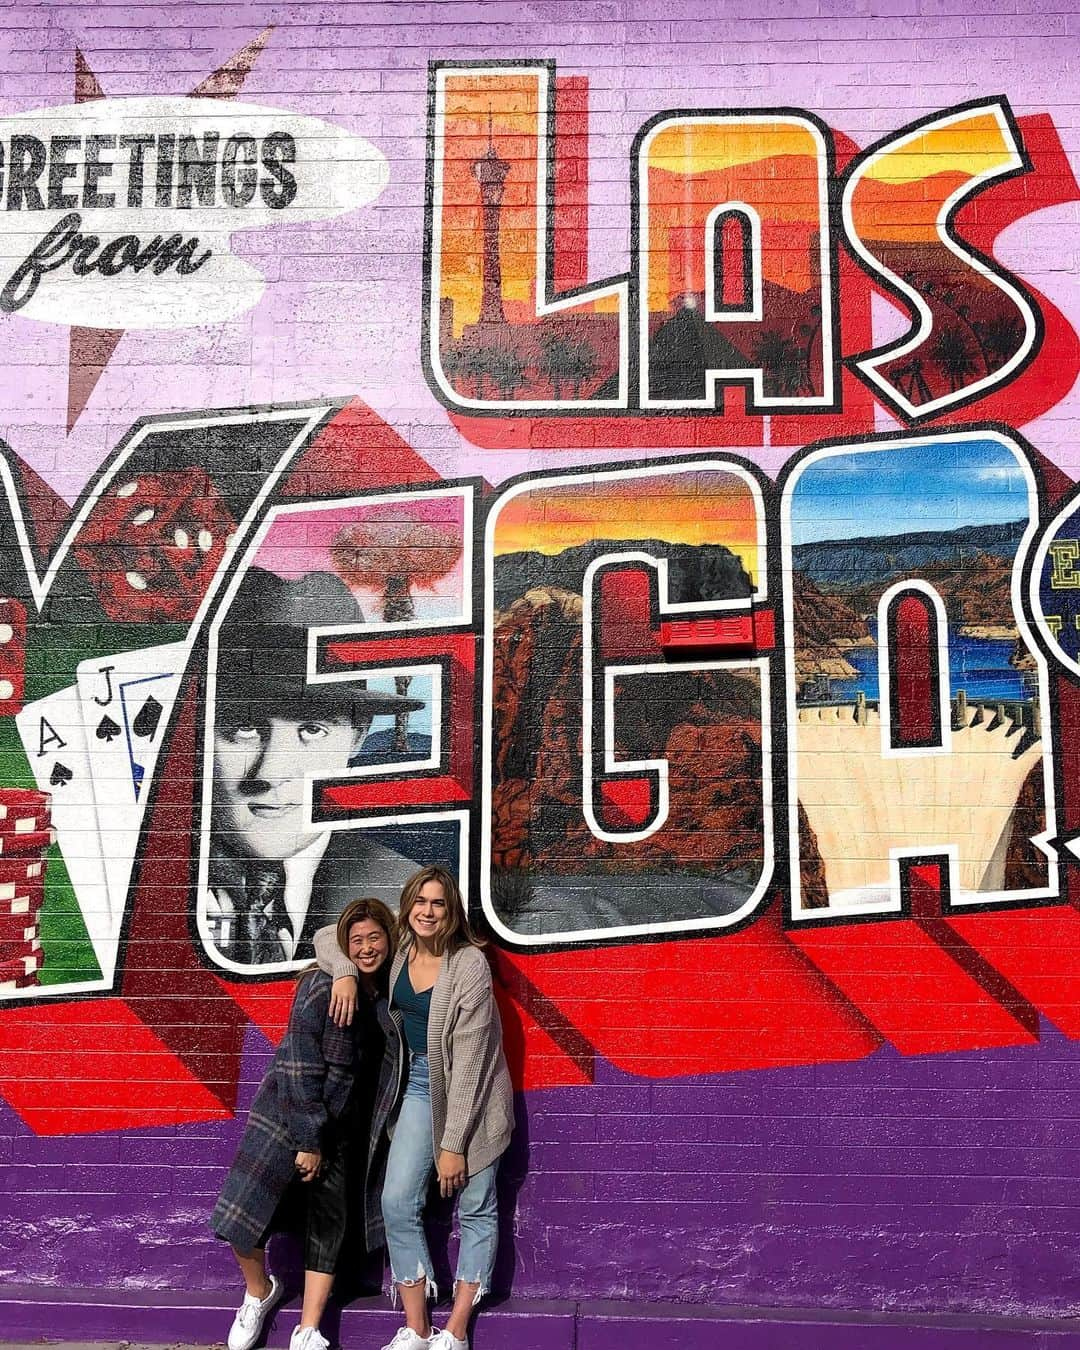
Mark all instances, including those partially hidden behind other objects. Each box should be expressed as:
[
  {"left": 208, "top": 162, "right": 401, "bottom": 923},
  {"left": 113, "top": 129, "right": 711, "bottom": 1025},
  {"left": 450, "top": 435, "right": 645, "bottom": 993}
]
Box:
[{"left": 422, "top": 1089, "right": 531, "bottom": 1300}]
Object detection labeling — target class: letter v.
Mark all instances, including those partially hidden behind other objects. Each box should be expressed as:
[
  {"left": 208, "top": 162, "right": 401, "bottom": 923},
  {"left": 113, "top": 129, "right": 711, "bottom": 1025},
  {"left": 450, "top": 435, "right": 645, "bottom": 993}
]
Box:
[{"left": 0, "top": 400, "right": 343, "bottom": 628}]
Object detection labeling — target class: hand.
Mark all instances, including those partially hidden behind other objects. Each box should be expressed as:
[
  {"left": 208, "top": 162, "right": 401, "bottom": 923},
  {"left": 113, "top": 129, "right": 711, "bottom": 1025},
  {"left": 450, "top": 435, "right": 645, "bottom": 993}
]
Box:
[
  {"left": 437, "top": 1149, "right": 467, "bottom": 1198},
  {"left": 329, "top": 975, "right": 358, "bottom": 1027},
  {"left": 295, "top": 1150, "right": 322, "bottom": 1182},
  {"left": 205, "top": 888, "right": 237, "bottom": 946}
]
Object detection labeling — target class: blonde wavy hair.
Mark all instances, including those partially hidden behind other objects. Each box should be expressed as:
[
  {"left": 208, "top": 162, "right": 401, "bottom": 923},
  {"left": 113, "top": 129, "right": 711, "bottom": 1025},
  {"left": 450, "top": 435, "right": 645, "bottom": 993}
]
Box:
[{"left": 397, "top": 865, "right": 483, "bottom": 956}]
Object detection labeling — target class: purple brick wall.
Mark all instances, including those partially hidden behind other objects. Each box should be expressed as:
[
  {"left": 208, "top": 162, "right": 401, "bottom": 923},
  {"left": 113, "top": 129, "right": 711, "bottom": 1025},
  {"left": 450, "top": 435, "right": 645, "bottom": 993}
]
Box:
[{"left": 7, "top": 1026, "right": 1080, "bottom": 1316}]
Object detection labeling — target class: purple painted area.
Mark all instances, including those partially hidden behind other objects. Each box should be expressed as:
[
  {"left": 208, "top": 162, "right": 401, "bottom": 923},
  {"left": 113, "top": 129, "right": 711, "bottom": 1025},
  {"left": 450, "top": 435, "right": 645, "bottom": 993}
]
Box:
[
  {"left": 509, "top": 1028, "right": 1080, "bottom": 1318},
  {"left": 6, "top": 1287, "right": 1080, "bottom": 1350},
  {"left": 6, "top": 1025, "right": 1080, "bottom": 1319},
  {"left": 0, "top": 1287, "right": 576, "bottom": 1349},
  {"left": 577, "top": 1305, "right": 1080, "bottom": 1350}
]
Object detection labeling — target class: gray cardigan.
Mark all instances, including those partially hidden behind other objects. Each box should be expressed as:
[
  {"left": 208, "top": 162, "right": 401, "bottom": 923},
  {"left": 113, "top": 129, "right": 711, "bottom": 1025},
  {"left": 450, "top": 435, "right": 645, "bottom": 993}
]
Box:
[{"left": 314, "top": 929, "right": 515, "bottom": 1175}]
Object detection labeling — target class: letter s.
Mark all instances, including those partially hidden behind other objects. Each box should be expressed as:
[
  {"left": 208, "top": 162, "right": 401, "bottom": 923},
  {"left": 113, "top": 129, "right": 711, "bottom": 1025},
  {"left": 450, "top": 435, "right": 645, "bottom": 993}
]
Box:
[
  {"left": 842, "top": 99, "right": 1040, "bottom": 421},
  {"left": 260, "top": 132, "right": 297, "bottom": 209}
]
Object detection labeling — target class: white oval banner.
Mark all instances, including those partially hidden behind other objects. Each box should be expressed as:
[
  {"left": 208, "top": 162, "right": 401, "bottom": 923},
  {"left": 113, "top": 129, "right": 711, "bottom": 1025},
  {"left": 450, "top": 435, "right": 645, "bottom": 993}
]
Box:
[{"left": 0, "top": 96, "right": 389, "bottom": 328}]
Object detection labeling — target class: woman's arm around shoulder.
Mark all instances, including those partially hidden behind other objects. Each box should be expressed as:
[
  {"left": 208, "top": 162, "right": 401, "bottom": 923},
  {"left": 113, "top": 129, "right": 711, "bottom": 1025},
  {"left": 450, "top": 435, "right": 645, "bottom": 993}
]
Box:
[
  {"left": 312, "top": 924, "right": 362, "bottom": 1027},
  {"left": 312, "top": 925, "right": 359, "bottom": 980}
]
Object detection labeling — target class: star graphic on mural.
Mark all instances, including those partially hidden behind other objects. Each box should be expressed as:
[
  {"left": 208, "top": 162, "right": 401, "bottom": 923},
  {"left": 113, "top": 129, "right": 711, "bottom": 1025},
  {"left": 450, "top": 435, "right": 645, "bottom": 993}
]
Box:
[{"left": 67, "top": 27, "right": 274, "bottom": 433}]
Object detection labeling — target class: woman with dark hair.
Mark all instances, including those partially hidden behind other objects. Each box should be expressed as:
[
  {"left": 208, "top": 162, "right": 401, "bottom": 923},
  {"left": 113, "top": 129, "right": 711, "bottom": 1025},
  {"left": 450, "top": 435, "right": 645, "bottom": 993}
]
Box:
[
  {"left": 212, "top": 897, "right": 400, "bottom": 1350},
  {"left": 315, "top": 865, "right": 514, "bottom": 1350}
]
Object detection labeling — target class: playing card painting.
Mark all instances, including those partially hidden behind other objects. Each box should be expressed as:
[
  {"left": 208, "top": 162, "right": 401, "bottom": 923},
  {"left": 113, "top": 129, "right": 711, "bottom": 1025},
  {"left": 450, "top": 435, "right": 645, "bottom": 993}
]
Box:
[{"left": 14, "top": 642, "right": 184, "bottom": 994}]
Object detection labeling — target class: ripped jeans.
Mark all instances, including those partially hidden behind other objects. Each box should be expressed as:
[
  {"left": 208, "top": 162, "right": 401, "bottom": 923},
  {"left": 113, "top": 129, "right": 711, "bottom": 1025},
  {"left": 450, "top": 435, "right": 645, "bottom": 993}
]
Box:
[{"left": 381, "top": 1053, "right": 499, "bottom": 1302}]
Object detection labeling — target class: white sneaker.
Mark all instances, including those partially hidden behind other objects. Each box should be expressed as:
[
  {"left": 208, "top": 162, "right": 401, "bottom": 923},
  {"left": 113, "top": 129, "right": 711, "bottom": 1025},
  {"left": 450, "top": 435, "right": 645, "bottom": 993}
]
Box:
[
  {"left": 227, "top": 1274, "right": 284, "bottom": 1350},
  {"left": 431, "top": 1333, "right": 469, "bottom": 1350},
  {"left": 380, "top": 1328, "right": 434, "bottom": 1350},
  {"left": 289, "top": 1327, "right": 330, "bottom": 1350}
]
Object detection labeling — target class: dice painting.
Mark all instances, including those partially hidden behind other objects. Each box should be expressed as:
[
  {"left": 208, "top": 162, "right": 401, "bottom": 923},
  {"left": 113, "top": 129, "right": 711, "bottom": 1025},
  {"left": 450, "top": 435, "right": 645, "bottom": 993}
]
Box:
[{"left": 73, "top": 469, "right": 236, "bottom": 622}]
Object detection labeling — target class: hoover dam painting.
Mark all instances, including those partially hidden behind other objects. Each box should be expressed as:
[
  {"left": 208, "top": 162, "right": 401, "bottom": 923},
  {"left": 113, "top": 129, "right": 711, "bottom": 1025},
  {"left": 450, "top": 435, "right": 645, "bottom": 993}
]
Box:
[{"left": 783, "top": 432, "right": 1056, "bottom": 919}]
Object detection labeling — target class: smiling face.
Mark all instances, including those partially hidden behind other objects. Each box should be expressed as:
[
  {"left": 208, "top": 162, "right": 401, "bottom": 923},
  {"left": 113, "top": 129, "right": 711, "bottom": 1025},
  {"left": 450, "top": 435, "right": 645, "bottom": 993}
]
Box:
[
  {"left": 406, "top": 879, "right": 448, "bottom": 946},
  {"left": 347, "top": 916, "right": 391, "bottom": 976},
  {"left": 213, "top": 710, "right": 368, "bottom": 860}
]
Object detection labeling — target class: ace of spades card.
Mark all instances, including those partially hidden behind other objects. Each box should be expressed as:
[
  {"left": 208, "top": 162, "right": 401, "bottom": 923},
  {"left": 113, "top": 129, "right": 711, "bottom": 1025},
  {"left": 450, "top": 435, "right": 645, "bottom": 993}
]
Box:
[
  {"left": 76, "top": 643, "right": 187, "bottom": 918},
  {"left": 15, "top": 685, "right": 115, "bottom": 982}
]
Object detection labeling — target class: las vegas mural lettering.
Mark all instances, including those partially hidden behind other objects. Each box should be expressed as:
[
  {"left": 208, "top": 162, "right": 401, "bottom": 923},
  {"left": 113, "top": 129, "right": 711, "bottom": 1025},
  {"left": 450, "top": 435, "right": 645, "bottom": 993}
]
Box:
[
  {"left": 0, "top": 406, "right": 1074, "bottom": 1108},
  {"left": 425, "top": 62, "right": 1078, "bottom": 446},
  {"left": 1, "top": 61, "right": 1079, "bottom": 1135}
]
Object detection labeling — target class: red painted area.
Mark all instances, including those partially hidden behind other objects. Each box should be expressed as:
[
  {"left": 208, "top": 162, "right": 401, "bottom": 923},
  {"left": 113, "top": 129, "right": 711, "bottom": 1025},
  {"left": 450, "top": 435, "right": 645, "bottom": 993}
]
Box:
[
  {"left": 491, "top": 954, "right": 594, "bottom": 1091},
  {"left": 660, "top": 614, "right": 755, "bottom": 652},
  {"left": 502, "top": 908, "right": 881, "bottom": 1078},
  {"left": 720, "top": 213, "right": 750, "bottom": 307},
  {"left": 0, "top": 599, "right": 26, "bottom": 716},
  {"left": 552, "top": 77, "right": 590, "bottom": 295},
  {"left": 323, "top": 776, "right": 472, "bottom": 810},
  {"left": 752, "top": 607, "right": 775, "bottom": 650},
  {"left": 280, "top": 398, "right": 441, "bottom": 499},
  {"left": 599, "top": 777, "right": 653, "bottom": 829},
  {"left": 216, "top": 976, "right": 295, "bottom": 1046},
  {"left": 944, "top": 908, "right": 1080, "bottom": 1040},
  {"left": 598, "top": 567, "right": 659, "bottom": 663},
  {"left": 0, "top": 999, "right": 232, "bottom": 1134},
  {"left": 790, "top": 896, "right": 1040, "bottom": 1057},
  {"left": 891, "top": 591, "right": 937, "bottom": 746}
]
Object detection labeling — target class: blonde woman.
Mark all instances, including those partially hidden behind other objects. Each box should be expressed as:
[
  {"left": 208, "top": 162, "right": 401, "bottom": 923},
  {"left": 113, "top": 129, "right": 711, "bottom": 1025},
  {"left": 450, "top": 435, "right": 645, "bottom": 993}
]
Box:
[{"left": 315, "top": 865, "right": 514, "bottom": 1350}]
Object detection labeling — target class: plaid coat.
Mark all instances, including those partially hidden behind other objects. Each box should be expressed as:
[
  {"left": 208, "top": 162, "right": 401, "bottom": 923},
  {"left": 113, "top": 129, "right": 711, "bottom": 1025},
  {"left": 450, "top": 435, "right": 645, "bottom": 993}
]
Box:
[
  {"left": 315, "top": 931, "right": 514, "bottom": 1175},
  {"left": 212, "top": 970, "right": 402, "bottom": 1256}
]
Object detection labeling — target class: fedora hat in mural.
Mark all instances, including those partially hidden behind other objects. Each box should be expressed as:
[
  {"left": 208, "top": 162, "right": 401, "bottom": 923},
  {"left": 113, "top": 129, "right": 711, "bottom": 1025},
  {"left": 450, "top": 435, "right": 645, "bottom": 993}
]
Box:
[{"left": 214, "top": 566, "right": 424, "bottom": 718}]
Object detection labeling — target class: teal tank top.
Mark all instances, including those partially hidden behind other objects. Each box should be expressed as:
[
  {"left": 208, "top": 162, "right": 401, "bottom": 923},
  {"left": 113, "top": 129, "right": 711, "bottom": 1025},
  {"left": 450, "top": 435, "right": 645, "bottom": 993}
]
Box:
[{"left": 394, "top": 962, "right": 432, "bottom": 1055}]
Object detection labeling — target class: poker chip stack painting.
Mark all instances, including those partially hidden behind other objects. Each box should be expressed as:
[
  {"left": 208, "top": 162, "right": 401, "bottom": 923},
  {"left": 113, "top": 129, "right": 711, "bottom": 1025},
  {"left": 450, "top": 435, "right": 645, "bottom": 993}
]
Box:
[{"left": 0, "top": 788, "right": 51, "bottom": 993}]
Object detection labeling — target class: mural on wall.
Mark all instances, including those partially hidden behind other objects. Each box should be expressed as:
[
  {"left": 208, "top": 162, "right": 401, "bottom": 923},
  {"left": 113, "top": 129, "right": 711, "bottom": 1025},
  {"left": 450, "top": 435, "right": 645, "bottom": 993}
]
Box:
[
  {"left": 842, "top": 101, "right": 1039, "bottom": 421},
  {"left": 0, "top": 38, "right": 1077, "bottom": 1146},
  {"left": 0, "top": 404, "right": 339, "bottom": 999},
  {"left": 782, "top": 431, "right": 1056, "bottom": 919},
  {"left": 638, "top": 112, "right": 834, "bottom": 412},
  {"left": 424, "top": 62, "right": 1078, "bottom": 446},
  {"left": 484, "top": 462, "right": 771, "bottom": 943},
  {"left": 426, "top": 63, "right": 627, "bottom": 412},
  {"left": 198, "top": 492, "right": 467, "bottom": 973}
]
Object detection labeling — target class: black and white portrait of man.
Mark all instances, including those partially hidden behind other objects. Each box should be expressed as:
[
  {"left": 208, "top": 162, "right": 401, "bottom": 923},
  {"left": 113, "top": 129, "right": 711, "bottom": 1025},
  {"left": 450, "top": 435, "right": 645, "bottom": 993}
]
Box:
[{"left": 201, "top": 566, "right": 425, "bottom": 969}]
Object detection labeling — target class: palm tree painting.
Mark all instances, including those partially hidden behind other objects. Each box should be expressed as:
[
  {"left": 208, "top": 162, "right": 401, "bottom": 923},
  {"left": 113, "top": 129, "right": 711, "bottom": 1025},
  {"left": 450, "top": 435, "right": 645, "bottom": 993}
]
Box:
[
  {"left": 980, "top": 311, "right": 1025, "bottom": 372},
  {"left": 540, "top": 332, "right": 598, "bottom": 398},
  {"left": 930, "top": 327, "right": 978, "bottom": 393}
]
